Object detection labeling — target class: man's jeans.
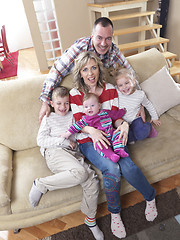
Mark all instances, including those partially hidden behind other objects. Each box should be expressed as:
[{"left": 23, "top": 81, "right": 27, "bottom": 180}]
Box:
[{"left": 80, "top": 142, "right": 156, "bottom": 213}]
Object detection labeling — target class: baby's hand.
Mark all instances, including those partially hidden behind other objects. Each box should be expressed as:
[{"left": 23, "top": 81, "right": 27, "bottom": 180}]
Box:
[
  {"left": 69, "top": 140, "right": 77, "bottom": 150},
  {"left": 151, "top": 119, "right": 161, "bottom": 126},
  {"left": 60, "top": 131, "right": 71, "bottom": 139}
]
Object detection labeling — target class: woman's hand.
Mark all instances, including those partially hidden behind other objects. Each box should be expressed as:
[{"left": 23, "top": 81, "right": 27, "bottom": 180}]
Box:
[
  {"left": 114, "top": 121, "right": 129, "bottom": 146},
  {"left": 83, "top": 126, "right": 110, "bottom": 150}
]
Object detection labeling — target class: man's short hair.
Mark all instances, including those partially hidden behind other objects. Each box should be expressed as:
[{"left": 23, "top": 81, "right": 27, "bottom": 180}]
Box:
[{"left": 93, "top": 17, "right": 113, "bottom": 30}]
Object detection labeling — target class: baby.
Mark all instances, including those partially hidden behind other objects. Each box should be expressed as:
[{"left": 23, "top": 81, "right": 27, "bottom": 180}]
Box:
[
  {"left": 61, "top": 92, "right": 129, "bottom": 163},
  {"left": 115, "top": 68, "right": 161, "bottom": 144}
]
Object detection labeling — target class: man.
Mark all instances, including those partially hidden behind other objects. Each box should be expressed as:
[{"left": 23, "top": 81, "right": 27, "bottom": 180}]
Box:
[{"left": 39, "top": 17, "right": 133, "bottom": 122}]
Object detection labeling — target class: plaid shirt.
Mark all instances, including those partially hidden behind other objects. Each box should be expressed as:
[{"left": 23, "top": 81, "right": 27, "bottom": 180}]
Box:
[{"left": 40, "top": 36, "right": 132, "bottom": 103}]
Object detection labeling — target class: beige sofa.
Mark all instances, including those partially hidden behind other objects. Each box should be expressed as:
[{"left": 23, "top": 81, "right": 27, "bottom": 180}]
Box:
[{"left": 1, "top": 48, "right": 180, "bottom": 231}]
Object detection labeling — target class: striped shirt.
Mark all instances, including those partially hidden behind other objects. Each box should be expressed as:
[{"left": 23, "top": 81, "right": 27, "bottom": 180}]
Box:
[
  {"left": 37, "top": 111, "right": 76, "bottom": 156},
  {"left": 116, "top": 88, "right": 159, "bottom": 124},
  {"left": 40, "top": 37, "right": 132, "bottom": 103},
  {"left": 70, "top": 83, "right": 120, "bottom": 144},
  {"left": 68, "top": 109, "right": 126, "bottom": 141}
]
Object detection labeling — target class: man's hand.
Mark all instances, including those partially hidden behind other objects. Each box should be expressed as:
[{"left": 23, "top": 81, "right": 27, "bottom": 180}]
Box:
[{"left": 39, "top": 102, "right": 51, "bottom": 123}]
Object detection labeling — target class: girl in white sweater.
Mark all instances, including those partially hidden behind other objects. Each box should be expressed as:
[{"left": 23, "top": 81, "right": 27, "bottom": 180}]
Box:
[{"left": 115, "top": 68, "right": 161, "bottom": 144}]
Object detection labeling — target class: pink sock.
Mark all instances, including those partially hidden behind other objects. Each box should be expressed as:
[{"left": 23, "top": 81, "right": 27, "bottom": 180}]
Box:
[
  {"left": 116, "top": 148, "right": 129, "bottom": 158},
  {"left": 110, "top": 153, "right": 120, "bottom": 163},
  {"left": 111, "top": 213, "right": 126, "bottom": 239},
  {"left": 148, "top": 126, "right": 158, "bottom": 138},
  {"left": 145, "top": 198, "right": 158, "bottom": 221}
]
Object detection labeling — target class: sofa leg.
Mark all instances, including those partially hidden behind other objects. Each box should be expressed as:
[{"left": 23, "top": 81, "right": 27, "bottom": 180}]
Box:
[{"left": 14, "top": 229, "right": 21, "bottom": 234}]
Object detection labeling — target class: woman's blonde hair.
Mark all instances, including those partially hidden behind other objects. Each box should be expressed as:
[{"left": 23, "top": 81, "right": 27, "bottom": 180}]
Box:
[{"left": 73, "top": 51, "right": 105, "bottom": 93}]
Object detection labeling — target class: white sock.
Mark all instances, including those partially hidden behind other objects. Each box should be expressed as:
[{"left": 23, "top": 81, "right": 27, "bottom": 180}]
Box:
[
  {"left": 145, "top": 198, "right": 158, "bottom": 221},
  {"left": 85, "top": 216, "right": 104, "bottom": 240},
  {"left": 89, "top": 225, "right": 104, "bottom": 240},
  {"left": 29, "top": 180, "right": 43, "bottom": 207},
  {"left": 111, "top": 213, "right": 126, "bottom": 239}
]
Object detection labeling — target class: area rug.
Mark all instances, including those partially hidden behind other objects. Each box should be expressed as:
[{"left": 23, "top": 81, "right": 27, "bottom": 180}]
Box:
[
  {"left": 0, "top": 51, "right": 19, "bottom": 79},
  {"left": 42, "top": 188, "right": 180, "bottom": 240}
]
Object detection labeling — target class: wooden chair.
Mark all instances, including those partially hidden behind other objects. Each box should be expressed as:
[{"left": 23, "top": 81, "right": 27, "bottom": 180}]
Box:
[{"left": 0, "top": 25, "right": 14, "bottom": 65}]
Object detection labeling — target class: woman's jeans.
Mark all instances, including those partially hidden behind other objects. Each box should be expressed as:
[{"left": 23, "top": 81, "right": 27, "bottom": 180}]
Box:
[{"left": 80, "top": 142, "right": 156, "bottom": 214}]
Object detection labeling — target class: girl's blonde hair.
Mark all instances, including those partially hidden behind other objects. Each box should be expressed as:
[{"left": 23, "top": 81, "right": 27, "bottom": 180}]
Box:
[
  {"left": 73, "top": 51, "right": 105, "bottom": 94},
  {"left": 115, "top": 68, "right": 135, "bottom": 82},
  {"left": 115, "top": 68, "right": 140, "bottom": 89}
]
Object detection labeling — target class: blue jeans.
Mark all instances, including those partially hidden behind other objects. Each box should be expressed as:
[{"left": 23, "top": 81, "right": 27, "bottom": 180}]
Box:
[
  {"left": 80, "top": 142, "right": 156, "bottom": 214},
  {"left": 128, "top": 117, "right": 152, "bottom": 143}
]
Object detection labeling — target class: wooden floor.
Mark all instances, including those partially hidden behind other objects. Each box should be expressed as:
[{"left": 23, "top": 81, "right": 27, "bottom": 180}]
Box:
[{"left": 0, "top": 48, "right": 180, "bottom": 240}]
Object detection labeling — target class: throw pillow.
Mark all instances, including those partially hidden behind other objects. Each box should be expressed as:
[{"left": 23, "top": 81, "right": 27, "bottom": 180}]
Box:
[{"left": 140, "top": 66, "right": 180, "bottom": 116}]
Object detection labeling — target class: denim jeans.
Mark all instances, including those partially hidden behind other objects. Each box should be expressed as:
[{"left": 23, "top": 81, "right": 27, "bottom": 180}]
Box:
[
  {"left": 128, "top": 117, "right": 152, "bottom": 143},
  {"left": 80, "top": 142, "right": 156, "bottom": 214}
]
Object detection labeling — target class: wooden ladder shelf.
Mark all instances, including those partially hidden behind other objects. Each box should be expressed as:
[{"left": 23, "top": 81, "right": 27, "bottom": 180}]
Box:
[
  {"left": 87, "top": 0, "right": 180, "bottom": 81},
  {"left": 118, "top": 37, "right": 169, "bottom": 52}
]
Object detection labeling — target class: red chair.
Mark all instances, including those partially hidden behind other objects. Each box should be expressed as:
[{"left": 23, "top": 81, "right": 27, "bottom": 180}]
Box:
[{"left": 0, "top": 25, "right": 14, "bottom": 65}]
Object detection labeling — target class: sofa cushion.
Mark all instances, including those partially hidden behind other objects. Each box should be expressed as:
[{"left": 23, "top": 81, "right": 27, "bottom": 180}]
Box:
[
  {"left": 128, "top": 112, "right": 180, "bottom": 173},
  {"left": 0, "top": 76, "right": 46, "bottom": 151},
  {"left": 140, "top": 66, "right": 180, "bottom": 116},
  {"left": 0, "top": 145, "right": 12, "bottom": 208},
  {"left": 127, "top": 48, "right": 167, "bottom": 84},
  {"left": 11, "top": 147, "right": 84, "bottom": 214},
  {"left": 167, "top": 104, "right": 180, "bottom": 121}
]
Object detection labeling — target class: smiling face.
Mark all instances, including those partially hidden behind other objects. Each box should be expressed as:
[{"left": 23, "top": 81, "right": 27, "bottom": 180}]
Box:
[
  {"left": 92, "top": 23, "right": 113, "bottom": 55},
  {"left": 80, "top": 58, "right": 100, "bottom": 89},
  {"left": 116, "top": 74, "right": 136, "bottom": 96},
  {"left": 83, "top": 95, "right": 100, "bottom": 116},
  {"left": 50, "top": 95, "right": 70, "bottom": 116}
]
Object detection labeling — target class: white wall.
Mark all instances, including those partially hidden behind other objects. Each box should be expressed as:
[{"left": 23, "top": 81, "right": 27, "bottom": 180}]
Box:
[
  {"left": 54, "top": 0, "right": 91, "bottom": 52},
  {"left": 0, "top": 0, "right": 33, "bottom": 52},
  {"left": 166, "top": 0, "right": 180, "bottom": 59}
]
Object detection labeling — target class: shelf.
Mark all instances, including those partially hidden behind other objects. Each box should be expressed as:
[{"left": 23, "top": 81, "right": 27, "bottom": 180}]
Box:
[{"left": 118, "top": 37, "right": 169, "bottom": 52}]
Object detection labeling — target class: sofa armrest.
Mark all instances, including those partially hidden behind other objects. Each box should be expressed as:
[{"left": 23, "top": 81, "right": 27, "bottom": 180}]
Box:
[{"left": 0, "top": 144, "right": 13, "bottom": 207}]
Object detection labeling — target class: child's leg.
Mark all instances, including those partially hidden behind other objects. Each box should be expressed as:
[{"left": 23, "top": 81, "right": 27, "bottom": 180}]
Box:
[
  {"left": 29, "top": 148, "right": 88, "bottom": 207},
  {"left": 81, "top": 162, "right": 104, "bottom": 240},
  {"left": 111, "top": 213, "right": 126, "bottom": 238},
  {"left": 112, "top": 131, "right": 129, "bottom": 158},
  {"left": 131, "top": 117, "right": 154, "bottom": 140},
  {"left": 96, "top": 143, "right": 120, "bottom": 163},
  {"left": 128, "top": 124, "right": 136, "bottom": 144}
]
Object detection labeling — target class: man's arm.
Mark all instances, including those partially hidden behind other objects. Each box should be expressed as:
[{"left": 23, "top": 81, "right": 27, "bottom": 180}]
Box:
[
  {"left": 39, "top": 102, "right": 51, "bottom": 123},
  {"left": 39, "top": 37, "right": 90, "bottom": 122},
  {"left": 111, "top": 43, "right": 134, "bottom": 71}
]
